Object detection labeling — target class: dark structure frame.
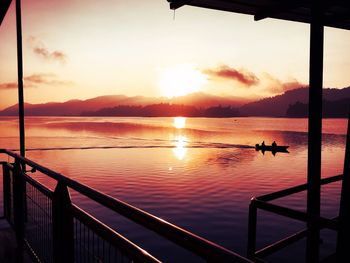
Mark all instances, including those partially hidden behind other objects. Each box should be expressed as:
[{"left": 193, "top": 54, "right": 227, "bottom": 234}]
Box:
[
  {"left": 1, "top": 149, "right": 252, "bottom": 262},
  {"left": 1, "top": 0, "right": 350, "bottom": 261},
  {"left": 168, "top": 0, "right": 350, "bottom": 262}
]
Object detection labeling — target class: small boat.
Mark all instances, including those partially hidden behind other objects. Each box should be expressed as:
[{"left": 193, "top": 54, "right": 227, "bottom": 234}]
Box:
[{"left": 255, "top": 144, "right": 289, "bottom": 153}]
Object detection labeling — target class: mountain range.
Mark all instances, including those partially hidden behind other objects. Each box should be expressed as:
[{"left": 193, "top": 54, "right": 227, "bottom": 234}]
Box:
[
  {"left": 240, "top": 87, "right": 350, "bottom": 116},
  {"left": 0, "top": 87, "right": 349, "bottom": 117},
  {"left": 0, "top": 93, "right": 251, "bottom": 116}
]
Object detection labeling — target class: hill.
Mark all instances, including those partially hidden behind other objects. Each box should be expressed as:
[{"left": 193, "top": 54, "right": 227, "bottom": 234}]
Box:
[
  {"left": 81, "top": 104, "right": 240, "bottom": 117},
  {"left": 0, "top": 87, "right": 349, "bottom": 117},
  {"left": 240, "top": 87, "right": 350, "bottom": 117},
  {"left": 286, "top": 98, "right": 350, "bottom": 118},
  {"left": 0, "top": 92, "right": 249, "bottom": 116}
]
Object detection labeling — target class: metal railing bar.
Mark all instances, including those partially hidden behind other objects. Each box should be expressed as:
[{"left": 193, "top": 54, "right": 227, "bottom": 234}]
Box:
[
  {"left": 253, "top": 200, "right": 338, "bottom": 230},
  {"left": 319, "top": 174, "right": 343, "bottom": 185},
  {"left": 69, "top": 204, "right": 160, "bottom": 262},
  {"left": 257, "top": 174, "right": 343, "bottom": 202},
  {"left": 2, "top": 162, "right": 15, "bottom": 227},
  {"left": 23, "top": 172, "right": 53, "bottom": 198},
  {"left": 2, "top": 163, "right": 11, "bottom": 220},
  {"left": 23, "top": 238, "right": 41, "bottom": 263},
  {"left": 254, "top": 199, "right": 306, "bottom": 221},
  {"left": 255, "top": 215, "right": 339, "bottom": 259},
  {"left": 70, "top": 204, "right": 160, "bottom": 263},
  {"left": 255, "top": 228, "right": 307, "bottom": 258},
  {"left": 247, "top": 200, "right": 257, "bottom": 258},
  {"left": 25, "top": 194, "right": 51, "bottom": 218},
  {"left": 67, "top": 180, "right": 252, "bottom": 262},
  {"left": 0, "top": 149, "right": 252, "bottom": 262},
  {"left": 1, "top": 161, "right": 14, "bottom": 168},
  {"left": 248, "top": 174, "right": 343, "bottom": 260}
]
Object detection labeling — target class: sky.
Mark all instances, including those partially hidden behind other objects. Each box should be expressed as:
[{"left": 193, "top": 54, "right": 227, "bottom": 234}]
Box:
[{"left": 1, "top": 0, "right": 350, "bottom": 109}]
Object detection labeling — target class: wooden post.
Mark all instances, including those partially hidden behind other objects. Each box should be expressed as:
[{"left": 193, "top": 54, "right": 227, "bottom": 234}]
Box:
[
  {"left": 247, "top": 200, "right": 257, "bottom": 259},
  {"left": 15, "top": 0, "right": 25, "bottom": 157},
  {"left": 13, "top": 160, "right": 25, "bottom": 262},
  {"left": 52, "top": 182, "right": 74, "bottom": 263},
  {"left": 2, "top": 163, "right": 11, "bottom": 220},
  {"left": 336, "top": 108, "right": 350, "bottom": 262},
  {"left": 306, "top": 1, "right": 324, "bottom": 262}
]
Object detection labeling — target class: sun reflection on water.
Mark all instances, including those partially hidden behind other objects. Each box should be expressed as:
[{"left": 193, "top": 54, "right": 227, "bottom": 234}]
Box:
[
  {"left": 173, "top": 135, "right": 188, "bottom": 160},
  {"left": 173, "top": 117, "right": 186, "bottom": 129}
]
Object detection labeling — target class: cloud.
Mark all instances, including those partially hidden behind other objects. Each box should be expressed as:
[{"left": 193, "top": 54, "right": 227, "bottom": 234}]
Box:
[
  {"left": 0, "top": 73, "right": 73, "bottom": 89},
  {"left": 261, "top": 73, "right": 306, "bottom": 94},
  {"left": 24, "top": 73, "right": 72, "bottom": 86},
  {"left": 0, "top": 82, "right": 18, "bottom": 89},
  {"left": 204, "top": 65, "right": 260, "bottom": 86},
  {"left": 203, "top": 64, "right": 306, "bottom": 97},
  {"left": 28, "top": 36, "right": 67, "bottom": 63}
]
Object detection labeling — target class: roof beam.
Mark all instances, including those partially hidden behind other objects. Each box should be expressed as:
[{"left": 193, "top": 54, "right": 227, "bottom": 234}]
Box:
[
  {"left": 168, "top": 0, "right": 350, "bottom": 30},
  {"left": 169, "top": 0, "right": 187, "bottom": 10},
  {"left": 323, "top": 3, "right": 350, "bottom": 26},
  {"left": 0, "top": 0, "right": 12, "bottom": 26},
  {"left": 168, "top": 0, "right": 259, "bottom": 16},
  {"left": 254, "top": 1, "right": 306, "bottom": 21}
]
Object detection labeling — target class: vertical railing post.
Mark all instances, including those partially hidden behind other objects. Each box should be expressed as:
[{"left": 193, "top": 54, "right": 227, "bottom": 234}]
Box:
[
  {"left": 247, "top": 198, "right": 257, "bottom": 259},
  {"left": 16, "top": 0, "right": 26, "bottom": 158},
  {"left": 52, "top": 182, "right": 74, "bottom": 263},
  {"left": 2, "top": 163, "right": 11, "bottom": 219},
  {"left": 307, "top": 0, "right": 324, "bottom": 262},
  {"left": 336, "top": 108, "right": 350, "bottom": 262},
  {"left": 13, "top": 159, "right": 25, "bottom": 262}
]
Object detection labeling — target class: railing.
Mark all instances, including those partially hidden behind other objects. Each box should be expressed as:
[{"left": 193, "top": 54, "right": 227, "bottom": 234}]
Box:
[
  {"left": 0, "top": 149, "right": 252, "bottom": 263},
  {"left": 247, "top": 174, "right": 342, "bottom": 261},
  {"left": 247, "top": 112, "right": 350, "bottom": 262}
]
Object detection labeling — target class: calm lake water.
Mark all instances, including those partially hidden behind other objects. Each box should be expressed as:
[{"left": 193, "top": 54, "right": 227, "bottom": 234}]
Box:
[{"left": 0, "top": 116, "right": 347, "bottom": 262}]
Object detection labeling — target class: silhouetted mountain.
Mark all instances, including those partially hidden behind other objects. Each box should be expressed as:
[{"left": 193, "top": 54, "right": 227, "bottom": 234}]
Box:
[
  {"left": 0, "top": 93, "right": 248, "bottom": 116},
  {"left": 0, "top": 95, "right": 158, "bottom": 116},
  {"left": 286, "top": 102, "right": 308, "bottom": 117},
  {"left": 240, "top": 87, "right": 350, "bottom": 117},
  {"left": 168, "top": 92, "right": 250, "bottom": 108},
  {"left": 204, "top": 106, "right": 239, "bottom": 117},
  {"left": 0, "top": 87, "right": 349, "bottom": 117},
  {"left": 81, "top": 104, "right": 240, "bottom": 117},
  {"left": 287, "top": 98, "right": 350, "bottom": 118}
]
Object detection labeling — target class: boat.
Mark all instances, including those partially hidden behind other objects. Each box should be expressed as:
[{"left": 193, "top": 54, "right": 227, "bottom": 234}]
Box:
[{"left": 255, "top": 143, "right": 289, "bottom": 153}]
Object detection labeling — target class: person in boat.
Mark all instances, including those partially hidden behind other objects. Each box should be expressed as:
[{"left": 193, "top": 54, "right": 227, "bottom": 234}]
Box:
[
  {"left": 272, "top": 141, "right": 277, "bottom": 147},
  {"left": 262, "top": 141, "right": 265, "bottom": 147}
]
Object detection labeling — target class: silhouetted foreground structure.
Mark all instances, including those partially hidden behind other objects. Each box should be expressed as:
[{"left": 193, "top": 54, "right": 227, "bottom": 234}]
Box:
[
  {"left": 169, "top": 0, "right": 350, "bottom": 262},
  {"left": 1, "top": 0, "right": 350, "bottom": 262},
  {"left": 0, "top": 149, "right": 252, "bottom": 262}
]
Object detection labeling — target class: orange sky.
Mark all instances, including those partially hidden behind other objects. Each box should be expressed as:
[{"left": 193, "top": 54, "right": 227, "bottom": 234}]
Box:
[{"left": 1, "top": 0, "right": 350, "bottom": 110}]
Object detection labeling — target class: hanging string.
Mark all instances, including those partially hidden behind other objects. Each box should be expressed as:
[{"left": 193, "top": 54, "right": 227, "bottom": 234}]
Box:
[{"left": 173, "top": 9, "right": 176, "bottom": 20}]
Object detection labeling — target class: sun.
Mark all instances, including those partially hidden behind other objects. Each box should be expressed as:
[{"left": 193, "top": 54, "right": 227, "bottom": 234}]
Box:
[{"left": 158, "top": 64, "right": 207, "bottom": 98}]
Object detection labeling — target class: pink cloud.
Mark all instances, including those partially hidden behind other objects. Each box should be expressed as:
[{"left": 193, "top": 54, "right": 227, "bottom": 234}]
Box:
[
  {"left": 204, "top": 65, "right": 259, "bottom": 86},
  {"left": 0, "top": 73, "right": 73, "bottom": 89},
  {"left": 28, "top": 36, "right": 67, "bottom": 63}
]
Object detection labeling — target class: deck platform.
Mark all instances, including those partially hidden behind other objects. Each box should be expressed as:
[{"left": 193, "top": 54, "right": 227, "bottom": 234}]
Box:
[{"left": 0, "top": 218, "right": 31, "bottom": 263}]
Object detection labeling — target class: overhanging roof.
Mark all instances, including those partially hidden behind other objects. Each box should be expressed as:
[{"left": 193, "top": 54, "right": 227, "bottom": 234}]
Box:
[
  {"left": 168, "top": 0, "right": 350, "bottom": 30},
  {"left": 0, "top": 0, "right": 12, "bottom": 26}
]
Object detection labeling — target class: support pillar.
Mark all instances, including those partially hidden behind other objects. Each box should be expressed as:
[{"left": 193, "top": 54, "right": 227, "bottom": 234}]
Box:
[
  {"left": 52, "top": 182, "right": 74, "bottom": 263},
  {"left": 306, "top": 1, "right": 324, "bottom": 262},
  {"left": 16, "top": 0, "right": 25, "bottom": 157},
  {"left": 336, "top": 108, "right": 350, "bottom": 262}
]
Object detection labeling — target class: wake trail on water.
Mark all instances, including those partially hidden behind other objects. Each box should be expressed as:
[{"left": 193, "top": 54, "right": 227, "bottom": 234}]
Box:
[{"left": 9, "top": 142, "right": 255, "bottom": 152}]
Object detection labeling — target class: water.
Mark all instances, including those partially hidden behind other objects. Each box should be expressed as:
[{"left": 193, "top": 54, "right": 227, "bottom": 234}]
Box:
[{"left": 0, "top": 116, "right": 347, "bottom": 262}]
